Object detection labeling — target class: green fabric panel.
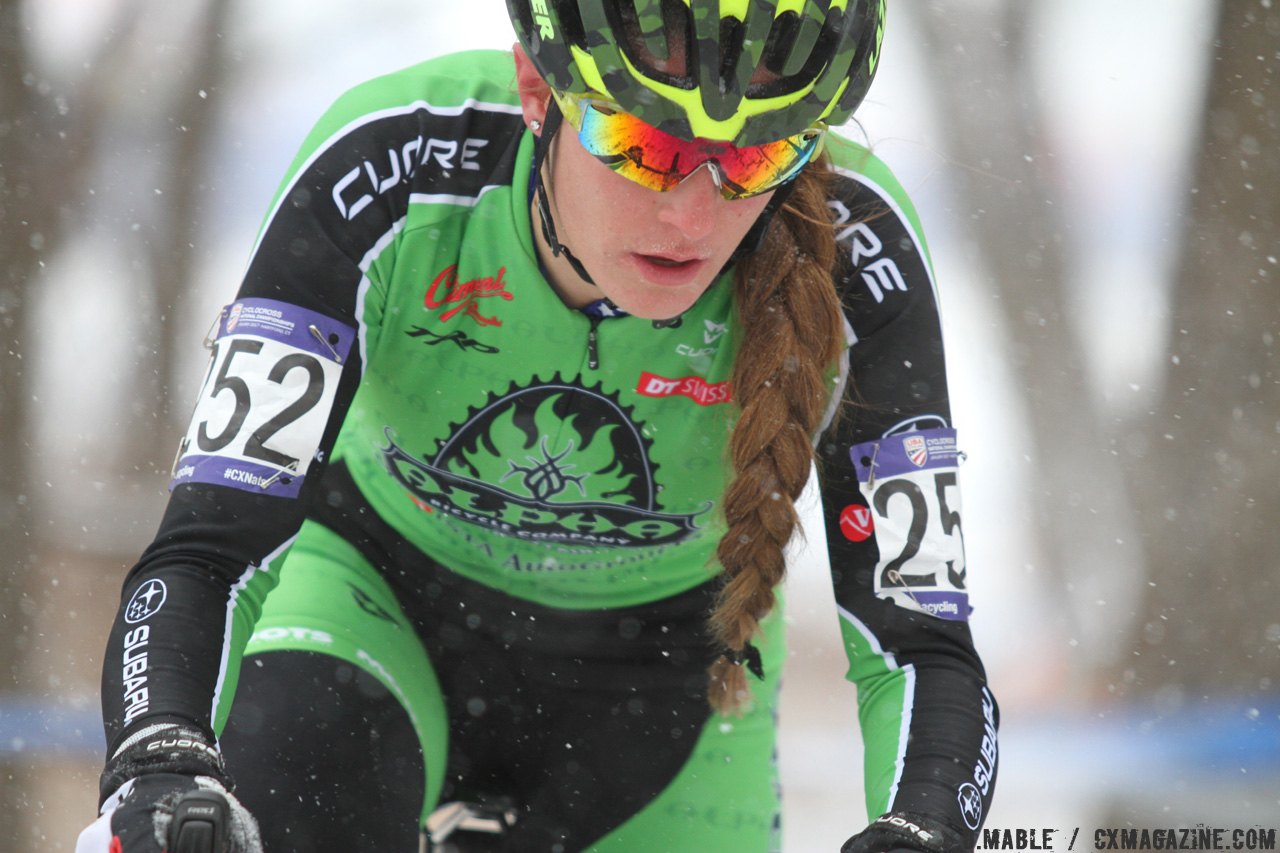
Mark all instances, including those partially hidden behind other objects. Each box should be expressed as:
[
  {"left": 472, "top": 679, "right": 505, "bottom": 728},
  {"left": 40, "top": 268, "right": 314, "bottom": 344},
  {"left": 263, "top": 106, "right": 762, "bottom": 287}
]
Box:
[
  {"left": 230, "top": 521, "right": 450, "bottom": 819},
  {"left": 837, "top": 613, "right": 907, "bottom": 821},
  {"left": 207, "top": 544, "right": 288, "bottom": 737}
]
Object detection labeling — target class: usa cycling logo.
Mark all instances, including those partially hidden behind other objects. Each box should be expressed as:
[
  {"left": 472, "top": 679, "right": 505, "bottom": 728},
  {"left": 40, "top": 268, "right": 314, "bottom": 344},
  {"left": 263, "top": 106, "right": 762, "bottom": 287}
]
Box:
[
  {"left": 904, "top": 435, "right": 928, "bottom": 467},
  {"left": 124, "top": 579, "right": 167, "bottom": 624},
  {"left": 382, "top": 375, "right": 706, "bottom": 547}
]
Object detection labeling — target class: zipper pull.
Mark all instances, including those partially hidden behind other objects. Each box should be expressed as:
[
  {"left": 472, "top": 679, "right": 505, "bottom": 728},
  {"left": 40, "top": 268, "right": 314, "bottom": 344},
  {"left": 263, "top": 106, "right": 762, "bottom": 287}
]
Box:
[{"left": 587, "top": 315, "right": 602, "bottom": 370}]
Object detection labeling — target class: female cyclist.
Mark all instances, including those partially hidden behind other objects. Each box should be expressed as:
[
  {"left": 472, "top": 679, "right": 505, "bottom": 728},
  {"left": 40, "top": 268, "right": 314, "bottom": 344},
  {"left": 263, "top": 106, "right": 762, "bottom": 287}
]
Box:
[{"left": 77, "top": 1, "right": 997, "bottom": 850}]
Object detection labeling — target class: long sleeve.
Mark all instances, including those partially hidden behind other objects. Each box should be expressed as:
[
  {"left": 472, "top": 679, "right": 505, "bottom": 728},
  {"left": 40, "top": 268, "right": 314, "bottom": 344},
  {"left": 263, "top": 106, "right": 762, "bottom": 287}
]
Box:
[{"left": 816, "top": 141, "right": 999, "bottom": 844}]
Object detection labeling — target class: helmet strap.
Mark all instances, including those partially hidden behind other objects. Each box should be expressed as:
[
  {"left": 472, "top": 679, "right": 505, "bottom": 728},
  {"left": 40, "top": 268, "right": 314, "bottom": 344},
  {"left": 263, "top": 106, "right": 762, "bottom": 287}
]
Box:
[
  {"left": 722, "top": 175, "right": 800, "bottom": 270},
  {"left": 531, "top": 98, "right": 598, "bottom": 287}
]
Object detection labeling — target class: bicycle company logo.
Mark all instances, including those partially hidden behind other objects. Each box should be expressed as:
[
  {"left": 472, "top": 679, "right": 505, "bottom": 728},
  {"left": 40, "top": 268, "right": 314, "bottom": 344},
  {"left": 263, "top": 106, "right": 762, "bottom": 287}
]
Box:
[
  {"left": 839, "top": 505, "right": 874, "bottom": 543},
  {"left": 425, "top": 264, "right": 514, "bottom": 327},
  {"left": 405, "top": 326, "right": 499, "bottom": 354},
  {"left": 382, "top": 376, "right": 706, "bottom": 547},
  {"left": 636, "top": 371, "right": 732, "bottom": 406},
  {"left": 124, "top": 579, "right": 167, "bottom": 624}
]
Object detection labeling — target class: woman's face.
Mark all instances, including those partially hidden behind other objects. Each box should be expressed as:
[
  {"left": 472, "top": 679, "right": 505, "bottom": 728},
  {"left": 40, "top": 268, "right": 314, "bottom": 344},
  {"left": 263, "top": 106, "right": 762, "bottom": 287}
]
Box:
[
  {"left": 514, "top": 45, "right": 773, "bottom": 320},
  {"left": 539, "top": 125, "right": 774, "bottom": 320},
  {"left": 537, "top": 126, "right": 768, "bottom": 322}
]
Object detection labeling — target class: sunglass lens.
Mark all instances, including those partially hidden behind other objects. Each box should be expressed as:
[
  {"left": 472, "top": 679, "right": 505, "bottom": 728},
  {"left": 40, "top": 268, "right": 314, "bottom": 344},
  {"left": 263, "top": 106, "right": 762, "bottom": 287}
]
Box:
[{"left": 575, "top": 100, "right": 820, "bottom": 199}]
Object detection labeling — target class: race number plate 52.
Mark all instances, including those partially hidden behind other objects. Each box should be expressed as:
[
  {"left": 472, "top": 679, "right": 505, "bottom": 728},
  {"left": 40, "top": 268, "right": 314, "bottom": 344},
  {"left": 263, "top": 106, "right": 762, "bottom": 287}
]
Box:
[
  {"left": 849, "top": 428, "right": 970, "bottom": 621},
  {"left": 170, "top": 299, "right": 355, "bottom": 498}
]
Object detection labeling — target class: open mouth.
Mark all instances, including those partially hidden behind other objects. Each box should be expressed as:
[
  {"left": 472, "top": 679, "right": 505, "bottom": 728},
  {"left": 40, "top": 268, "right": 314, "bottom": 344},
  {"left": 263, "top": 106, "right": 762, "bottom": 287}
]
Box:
[
  {"left": 641, "top": 255, "right": 699, "bottom": 268},
  {"left": 629, "top": 252, "right": 707, "bottom": 285}
]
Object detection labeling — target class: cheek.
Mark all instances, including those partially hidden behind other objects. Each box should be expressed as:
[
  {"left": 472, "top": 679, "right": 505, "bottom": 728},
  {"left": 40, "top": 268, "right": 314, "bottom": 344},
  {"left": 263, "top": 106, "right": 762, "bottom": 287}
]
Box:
[
  {"left": 735, "top": 194, "right": 773, "bottom": 226},
  {"left": 714, "top": 196, "right": 772, "bottom": 249},
  {"left": 557, "top": 146, "right": 654, "bottom": 226}
]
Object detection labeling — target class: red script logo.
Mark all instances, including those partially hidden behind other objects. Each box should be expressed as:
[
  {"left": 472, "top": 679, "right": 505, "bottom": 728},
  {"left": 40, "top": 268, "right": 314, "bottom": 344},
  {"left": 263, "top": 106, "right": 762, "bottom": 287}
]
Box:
[{"left": 425, "top": 265, "right": 514, "bottom": 326}]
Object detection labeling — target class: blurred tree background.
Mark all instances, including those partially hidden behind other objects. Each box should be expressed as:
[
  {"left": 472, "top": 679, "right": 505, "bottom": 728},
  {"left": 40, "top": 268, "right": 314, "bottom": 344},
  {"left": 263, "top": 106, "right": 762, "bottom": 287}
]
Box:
[{"left": 1, "top": 0, "right": 1276, "bottom": 848}]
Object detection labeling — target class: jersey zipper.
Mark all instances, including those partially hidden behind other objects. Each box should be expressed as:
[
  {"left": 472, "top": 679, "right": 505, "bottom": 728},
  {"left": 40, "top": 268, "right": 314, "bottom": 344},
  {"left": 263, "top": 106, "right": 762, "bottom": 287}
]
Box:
[{"left": 587, "top": 314, "right": 602, "bottom": 370}]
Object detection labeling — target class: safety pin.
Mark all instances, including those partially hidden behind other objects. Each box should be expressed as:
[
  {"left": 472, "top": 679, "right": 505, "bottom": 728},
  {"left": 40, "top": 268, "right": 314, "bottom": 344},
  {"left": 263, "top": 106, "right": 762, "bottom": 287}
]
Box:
[
  {"left": 203, "top": 307, "right": 227, "bottom": 349},
  {"left": 258, "top": 461, "right": 298, "bottom": 490},
  {"left": 866, "top": 442, "right": 880, "bottom": 489},
  {"left": 168, "top": 439, "right": 189, "bottom": 480},
  {"left": 309, "top": 325, "right": 343, "bottom": 363},
  {"left": 886, "top": 569, "right": 924, "bottom": 610}
]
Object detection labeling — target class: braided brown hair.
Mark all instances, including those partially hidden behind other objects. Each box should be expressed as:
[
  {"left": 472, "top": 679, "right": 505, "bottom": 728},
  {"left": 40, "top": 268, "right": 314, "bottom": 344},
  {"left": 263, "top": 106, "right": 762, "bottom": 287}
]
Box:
[{"left": 708, "top": 158, "right": 844, "bottom": 714}]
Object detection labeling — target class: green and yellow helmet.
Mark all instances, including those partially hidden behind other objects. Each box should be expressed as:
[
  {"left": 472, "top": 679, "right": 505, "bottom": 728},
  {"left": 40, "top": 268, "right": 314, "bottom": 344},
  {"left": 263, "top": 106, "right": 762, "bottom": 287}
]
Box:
[{"left": 507, "top": 0, "right": 885, "bottom": 147}]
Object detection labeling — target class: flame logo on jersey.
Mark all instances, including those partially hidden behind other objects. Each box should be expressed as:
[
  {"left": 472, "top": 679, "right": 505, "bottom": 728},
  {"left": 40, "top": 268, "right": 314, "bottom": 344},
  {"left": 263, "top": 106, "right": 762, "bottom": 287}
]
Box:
[{"left": 382, "top": 375, "right": 707, "bottom": 547}]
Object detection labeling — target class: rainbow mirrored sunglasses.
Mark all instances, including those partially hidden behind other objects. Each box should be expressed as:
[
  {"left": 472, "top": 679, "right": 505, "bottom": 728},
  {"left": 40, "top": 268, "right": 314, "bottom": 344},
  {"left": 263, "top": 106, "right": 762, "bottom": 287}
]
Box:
[{"left": 551, "top": 91, "right": 826, "bottom": 201}]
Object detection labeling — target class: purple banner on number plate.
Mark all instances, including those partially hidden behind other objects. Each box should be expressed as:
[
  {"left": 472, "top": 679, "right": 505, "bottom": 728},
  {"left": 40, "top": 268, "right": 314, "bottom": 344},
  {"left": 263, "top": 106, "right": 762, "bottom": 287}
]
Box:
[
  {"left": 218, "top": 298, "right": 354, "bottom": 362},
  {"left": 893, "top": 589, "right": 971, "bottom": 621},
  {"left": 850, "top": 428, "right": 960, "bottom": 481},
  {"left": 171, "top": 454, "right": 305, "bottom": 499}
]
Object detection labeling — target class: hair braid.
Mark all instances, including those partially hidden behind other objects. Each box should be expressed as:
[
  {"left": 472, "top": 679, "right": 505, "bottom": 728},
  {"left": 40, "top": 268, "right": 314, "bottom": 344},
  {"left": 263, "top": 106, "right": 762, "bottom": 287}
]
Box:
[{"left": 707, "top": 159, "right": 844, "bottom": 714}]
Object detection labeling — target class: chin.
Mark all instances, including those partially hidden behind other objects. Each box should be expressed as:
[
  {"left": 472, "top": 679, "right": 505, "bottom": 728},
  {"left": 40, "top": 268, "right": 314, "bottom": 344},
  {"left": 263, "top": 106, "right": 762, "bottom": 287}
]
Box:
[
  {"left": 606, "top": 290, "right": 700, "bottom": 321},
  {"left": 602, "top": 276, "right": 721, "bottom": 321}
]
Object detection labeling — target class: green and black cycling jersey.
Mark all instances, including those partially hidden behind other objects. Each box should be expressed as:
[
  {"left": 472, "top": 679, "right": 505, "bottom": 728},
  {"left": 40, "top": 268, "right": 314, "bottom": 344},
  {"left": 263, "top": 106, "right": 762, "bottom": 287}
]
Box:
[{"left": 101, "top": 49, "right": 997, "bottom": 843}]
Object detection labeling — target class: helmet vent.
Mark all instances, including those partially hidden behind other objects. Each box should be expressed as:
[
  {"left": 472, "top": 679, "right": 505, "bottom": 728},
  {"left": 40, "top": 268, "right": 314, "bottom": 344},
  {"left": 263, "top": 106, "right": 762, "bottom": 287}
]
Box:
[
  {"left": 717, "top": 16, "right": 747, "bottom": 93},
  {"left": 555, "top": 0, "right": 589, "bottom": 50},
  {"left": 760, "top": 11, "right": 802, "bottom": 77},
  {"left": 747, "top": 6, "right": 844, "bottom": 99},
  {"left": 612, "top": 0, "right": 696, "bottom": 90}
]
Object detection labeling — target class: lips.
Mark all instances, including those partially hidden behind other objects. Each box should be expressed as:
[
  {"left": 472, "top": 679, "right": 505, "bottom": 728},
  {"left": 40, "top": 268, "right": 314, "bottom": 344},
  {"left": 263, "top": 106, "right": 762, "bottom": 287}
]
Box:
[
  {"left": 645, "top": 255, "right": 696, "bottom": 267},
  {"left": 629, "top": 252, "right": 708, "bottom": 286}
]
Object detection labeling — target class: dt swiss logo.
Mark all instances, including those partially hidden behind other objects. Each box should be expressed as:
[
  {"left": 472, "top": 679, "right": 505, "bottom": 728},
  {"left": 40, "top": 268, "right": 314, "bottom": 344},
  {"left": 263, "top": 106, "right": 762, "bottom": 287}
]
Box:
[
  {"left": 425, "top": 264, "right": 514, "bottom": 326},
  {"left": 636, "top": 372, "right": 732, "bottom": 406},
  {"left": 382, "top": 375, "right": 706, "bottom": 547}
]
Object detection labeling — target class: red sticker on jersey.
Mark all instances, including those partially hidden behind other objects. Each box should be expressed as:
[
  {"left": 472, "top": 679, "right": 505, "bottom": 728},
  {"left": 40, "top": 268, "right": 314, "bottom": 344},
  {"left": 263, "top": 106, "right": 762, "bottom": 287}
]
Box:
[
  {"left": 635, "top": 371, "right": 732, "bottom": 406},
  {"left": 839, "top": 505, "right": 874, "bottom": 542}
]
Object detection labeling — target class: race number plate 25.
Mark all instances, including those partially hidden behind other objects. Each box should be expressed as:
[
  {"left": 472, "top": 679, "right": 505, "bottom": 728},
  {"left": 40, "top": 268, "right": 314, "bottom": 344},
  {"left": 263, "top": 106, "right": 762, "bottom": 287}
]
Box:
[
  {"left": 170, "top": 299, "right": 355, "bottom": 498},
  {"left": 849, "top": 428, "right": 970, "bottom": 621}
]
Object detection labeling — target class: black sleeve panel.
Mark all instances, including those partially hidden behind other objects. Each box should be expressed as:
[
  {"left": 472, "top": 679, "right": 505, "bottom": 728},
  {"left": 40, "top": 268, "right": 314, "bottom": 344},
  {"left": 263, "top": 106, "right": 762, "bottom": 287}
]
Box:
[{"left": 816, "top": 167, "right": 999, "bottom": 843}]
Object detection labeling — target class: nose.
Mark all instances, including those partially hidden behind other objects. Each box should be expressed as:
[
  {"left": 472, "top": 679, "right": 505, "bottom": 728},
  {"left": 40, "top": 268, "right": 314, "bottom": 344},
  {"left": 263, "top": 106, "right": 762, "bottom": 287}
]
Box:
[{"left": 654, "top": 164, "right": 723, "bottom": 239}]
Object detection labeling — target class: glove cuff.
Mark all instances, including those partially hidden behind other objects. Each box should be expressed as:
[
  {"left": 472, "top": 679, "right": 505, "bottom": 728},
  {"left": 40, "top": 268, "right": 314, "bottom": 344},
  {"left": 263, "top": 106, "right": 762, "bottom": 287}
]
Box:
[
  {"left": 842, "top": 811, "right": 970, "bottom": 853},
  {"left": 99, "top": 721, "right": 229, "bottom": 806}
]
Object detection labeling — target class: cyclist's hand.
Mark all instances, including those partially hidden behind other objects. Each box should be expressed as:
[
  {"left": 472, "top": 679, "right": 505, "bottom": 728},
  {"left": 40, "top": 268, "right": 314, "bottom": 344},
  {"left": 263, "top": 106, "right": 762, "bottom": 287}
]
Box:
[
  {"left": 841, "top": 811, "right": 969, "bottom": 853},
  {"left": 75, "top": 723, "right": 262, "bottom": 853},
  {"left": 77, "top": 774, "right": 261, "bottom": 853}
]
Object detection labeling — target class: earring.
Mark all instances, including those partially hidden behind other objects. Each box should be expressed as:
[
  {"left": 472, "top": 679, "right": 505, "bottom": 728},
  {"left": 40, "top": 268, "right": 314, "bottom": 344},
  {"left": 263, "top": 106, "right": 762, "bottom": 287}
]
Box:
[{"left": 530, "top": 119, "right": 542, "bottom": 132}]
